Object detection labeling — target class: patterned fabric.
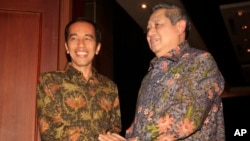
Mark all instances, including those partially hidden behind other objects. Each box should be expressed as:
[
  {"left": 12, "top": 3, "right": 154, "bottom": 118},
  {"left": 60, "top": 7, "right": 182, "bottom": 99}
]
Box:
[
  {"left": 37, "top": 66, "right": 121, "bottom": 141},
  {"left": 125, "top": 41, "right": 225, "bottom": 141}
]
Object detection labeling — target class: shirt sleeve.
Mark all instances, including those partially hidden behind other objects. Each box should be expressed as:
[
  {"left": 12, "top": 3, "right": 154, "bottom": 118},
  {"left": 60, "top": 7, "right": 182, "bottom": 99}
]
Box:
[
  {"left": 159, "top": 52, "right": 225, "bottom": 140},
  {"left": 36, "top": 74, "right": 64, "bottom": 140},
  {"left": 108, "top": 85, "right": 122, "bottom": 134}
]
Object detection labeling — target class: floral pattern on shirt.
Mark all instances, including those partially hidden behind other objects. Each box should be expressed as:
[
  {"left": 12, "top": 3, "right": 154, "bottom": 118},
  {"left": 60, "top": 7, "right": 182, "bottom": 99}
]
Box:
[
  {"left": 125, "top": 41, "right": 225, "bottom": 141},
  {"left": 37, "top": 66, "right": 121, "bottom": 141}
]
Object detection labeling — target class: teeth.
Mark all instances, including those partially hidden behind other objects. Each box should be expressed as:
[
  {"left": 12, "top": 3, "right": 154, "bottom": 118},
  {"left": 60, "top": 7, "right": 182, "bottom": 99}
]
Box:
[
  {"left": 150, "top": 39, "right": 157, "bottom": 44},
  {"left": 76, "top": 52, "right": 87, "bottom": 55}
]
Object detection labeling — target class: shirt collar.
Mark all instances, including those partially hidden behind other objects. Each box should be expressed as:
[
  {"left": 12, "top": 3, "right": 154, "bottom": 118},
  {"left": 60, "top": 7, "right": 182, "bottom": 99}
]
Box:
[
  {"left": 65, "top": 65, "right": 98, "bottom": 79},
  {"left": 148, "top": 40, "right": 190, "bottom": 71}
]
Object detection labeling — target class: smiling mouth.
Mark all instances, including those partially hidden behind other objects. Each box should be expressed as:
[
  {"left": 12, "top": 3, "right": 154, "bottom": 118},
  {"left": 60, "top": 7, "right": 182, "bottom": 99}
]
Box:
[
  {"left": 150, "top": 38, "right": 159, "bottom": 45},
  {"left": 76, "top": 51, "right": 87, "bottom": 57}
]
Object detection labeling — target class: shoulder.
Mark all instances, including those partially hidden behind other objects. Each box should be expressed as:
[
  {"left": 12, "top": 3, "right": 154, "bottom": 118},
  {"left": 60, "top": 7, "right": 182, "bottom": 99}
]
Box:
[
  {"left": 40, "top": 70, "right": 65, "bottom": 78},
  {"left": 38, "top": 70, "right": 66, "bottom": 83},
  {"left": 181, "top": 48, "right": 222, "bottom": 75},
  {"left": 183, "top": 47, "right": 215, "bottom": 62},
  {"left": 185, "top": 47, "right": 210, "bottom": 56},
  {"left": 96, "top": 73, "right": 117, "bottom": 86}
]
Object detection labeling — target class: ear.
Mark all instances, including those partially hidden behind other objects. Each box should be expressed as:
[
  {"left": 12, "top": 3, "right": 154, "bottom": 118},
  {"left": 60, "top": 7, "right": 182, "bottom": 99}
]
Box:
[
  {"left": 176, "top": 19, "right": 187, "bottom": 34},
  {"left": 65, "top": 42, "right": 69, "bottom": 54},
  {"left": 95, "top": 43, "right": 101, "bottom": 55}
]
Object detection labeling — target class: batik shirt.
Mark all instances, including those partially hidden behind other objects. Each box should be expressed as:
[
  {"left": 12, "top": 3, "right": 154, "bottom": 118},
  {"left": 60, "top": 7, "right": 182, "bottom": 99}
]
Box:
[
  {"left": 37, "top": 66, "right": 121, "bottom": 141},
  {"left": 125, "top": 41, "right": 225, "bottom": 141}
]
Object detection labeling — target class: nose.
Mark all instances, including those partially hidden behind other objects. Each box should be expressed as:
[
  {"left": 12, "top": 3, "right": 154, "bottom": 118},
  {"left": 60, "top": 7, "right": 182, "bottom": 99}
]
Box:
[
  {"left": 146, "top": 27, "right": 155, "bottom": 37},
  {"left": 78, "top": 38, "right": 86, "bottom": 47}
]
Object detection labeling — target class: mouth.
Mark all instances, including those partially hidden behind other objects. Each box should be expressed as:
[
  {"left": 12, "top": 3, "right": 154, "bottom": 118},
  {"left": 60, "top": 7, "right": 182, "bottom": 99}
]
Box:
[
  {"left": 76, "top": 51, "right": 87, "bottom": 57},
  {"left": 149, "top": 38, "right": 159, "bottom": 45}
]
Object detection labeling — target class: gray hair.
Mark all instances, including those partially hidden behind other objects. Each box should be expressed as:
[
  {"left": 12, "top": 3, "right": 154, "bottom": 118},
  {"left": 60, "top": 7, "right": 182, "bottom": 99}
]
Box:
[{"left": 152, "top": 3, "right": 191, "bottom": 38}]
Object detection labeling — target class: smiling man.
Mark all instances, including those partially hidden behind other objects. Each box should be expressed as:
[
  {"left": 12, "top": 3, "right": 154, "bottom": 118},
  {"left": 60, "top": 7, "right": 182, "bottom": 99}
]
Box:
[
  {"left": 99, "top": 2, "right": 225, "bottom": 141},
  {"left": 36, "top": 17, "right": 122, "bottom": 141}
]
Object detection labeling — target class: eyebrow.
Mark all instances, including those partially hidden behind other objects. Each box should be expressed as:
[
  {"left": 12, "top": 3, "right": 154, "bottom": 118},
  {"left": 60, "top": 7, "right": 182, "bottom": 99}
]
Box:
[
  {"left": 85, "top": 34, "right": 95, "bottom": 39},
  {"left": 68, "top": 33, "right": 95, "bottom": 39},
  {"left": 68, "top": 33, "right": 77, "bottom": 38}
]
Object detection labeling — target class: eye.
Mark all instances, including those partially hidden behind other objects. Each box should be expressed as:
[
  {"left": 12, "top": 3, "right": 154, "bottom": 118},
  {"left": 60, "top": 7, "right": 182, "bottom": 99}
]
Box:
[
  {"left": 146, "top": 24, "right": 153, "bottom": 32},
  {"left": 69, "top": 36, "right": 78, "bottom": 42},
  {"left": 155, "top": 23, "right": 161, "bottom": 27},
  {"left": 84, "top": 36, "right": 91, "bottom": 41},
  {"left": 84, "top": 35, "right": 94, "bottom": 41}
]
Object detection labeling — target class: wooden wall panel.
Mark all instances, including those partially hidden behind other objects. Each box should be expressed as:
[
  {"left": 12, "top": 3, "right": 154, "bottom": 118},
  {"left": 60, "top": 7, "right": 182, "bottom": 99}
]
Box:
[
  {"left": 0, "top": 10, "right": 40, "bottom": 141},
  {"left": 0, "top": 0, "right": 62, "bottom": 140}
]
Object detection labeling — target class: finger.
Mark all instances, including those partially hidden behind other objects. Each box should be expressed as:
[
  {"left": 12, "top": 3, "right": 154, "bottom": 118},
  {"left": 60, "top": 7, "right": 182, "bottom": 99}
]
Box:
[
  {"left": 98, "top": 133, "right": 126, "bottom": 141},
  {"left": 111, "top": 133, "right": 126, "bottom": 140},
  {"left": 98, "top": 134, "right": 116, "bottom": 141}
]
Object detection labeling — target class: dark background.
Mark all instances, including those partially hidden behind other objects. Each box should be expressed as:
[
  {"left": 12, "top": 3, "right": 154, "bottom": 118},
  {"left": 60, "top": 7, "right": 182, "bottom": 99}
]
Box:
[{"left": 181, "top": 0, "right": 250, "bottom": 87}]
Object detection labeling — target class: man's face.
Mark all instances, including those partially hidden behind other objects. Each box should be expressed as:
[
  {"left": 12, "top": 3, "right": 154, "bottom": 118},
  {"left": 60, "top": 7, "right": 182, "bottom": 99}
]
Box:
[
  {"left": 146, "top": 9, "right": 180, "bottom": 57},
  {"left": 65, "top": 21, "right": 100, "bottom": 70}
]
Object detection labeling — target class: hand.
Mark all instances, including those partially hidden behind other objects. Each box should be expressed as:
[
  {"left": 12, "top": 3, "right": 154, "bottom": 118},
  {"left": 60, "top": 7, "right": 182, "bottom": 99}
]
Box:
[{"left": 98, "top": 132, "right": 126, "bottom": 141}]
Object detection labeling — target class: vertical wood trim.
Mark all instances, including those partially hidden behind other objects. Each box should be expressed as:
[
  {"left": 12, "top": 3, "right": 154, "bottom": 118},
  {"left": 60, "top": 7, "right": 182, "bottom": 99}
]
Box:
[{"left": 58, "top": 0, "right": 72, "bottom": 70}]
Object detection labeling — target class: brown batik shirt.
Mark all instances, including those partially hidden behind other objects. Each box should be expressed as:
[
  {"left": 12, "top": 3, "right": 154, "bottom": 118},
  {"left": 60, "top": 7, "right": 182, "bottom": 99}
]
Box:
[{"left": 37, "top": 66, "right": 121, "bottom": 141}]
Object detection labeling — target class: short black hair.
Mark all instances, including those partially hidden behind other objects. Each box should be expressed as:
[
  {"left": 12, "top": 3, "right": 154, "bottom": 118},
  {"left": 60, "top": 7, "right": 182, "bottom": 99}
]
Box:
[{"left": 64, "top": 17, "right": 101, "bottom": 43}]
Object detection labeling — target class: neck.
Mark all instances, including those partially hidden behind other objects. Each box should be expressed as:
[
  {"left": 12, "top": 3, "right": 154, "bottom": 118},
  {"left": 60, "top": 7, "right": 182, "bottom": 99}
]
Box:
[
  {"left": 72, "top": 64, "right": 93, "bottom": 81},
  {"left": 82, "top": 70, "right": 92, "bottom": 81}
]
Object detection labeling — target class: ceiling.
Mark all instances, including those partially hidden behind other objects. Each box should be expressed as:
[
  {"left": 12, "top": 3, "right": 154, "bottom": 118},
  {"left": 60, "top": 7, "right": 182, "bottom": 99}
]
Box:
[{"left": 116, "top": 0, "right": 250, "bottom": 97}]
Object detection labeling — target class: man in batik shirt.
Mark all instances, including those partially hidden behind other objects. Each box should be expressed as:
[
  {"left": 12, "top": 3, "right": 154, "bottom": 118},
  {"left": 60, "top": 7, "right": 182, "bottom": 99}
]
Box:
[
  {"left": 37, "top": 17, "right": 121, "bottom": 141},
  {"left": 98, "top": 2, "right": 225, "bottom": 141}
]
